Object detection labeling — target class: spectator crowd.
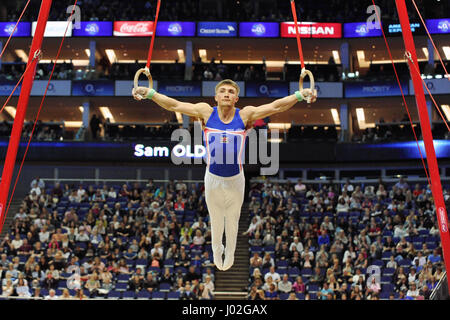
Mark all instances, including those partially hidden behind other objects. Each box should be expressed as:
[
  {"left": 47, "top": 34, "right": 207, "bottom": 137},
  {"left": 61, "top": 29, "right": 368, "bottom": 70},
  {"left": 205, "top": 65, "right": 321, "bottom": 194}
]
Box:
[
  {"left": 244, "top": 176, "right": 449, "bottom": 300},
  {"left": 0, "top": 177, "right": 216, "bottom": 300}
]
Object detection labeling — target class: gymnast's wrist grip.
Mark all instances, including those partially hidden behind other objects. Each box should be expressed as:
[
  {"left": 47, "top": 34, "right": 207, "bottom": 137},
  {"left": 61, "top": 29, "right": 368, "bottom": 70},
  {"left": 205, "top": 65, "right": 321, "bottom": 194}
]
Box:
[
  {"left": 295, "top": 91, "right": 303, "bottom": 102},
  {"left": 147, "top": 88, "right": 157, "bottom": 100}
]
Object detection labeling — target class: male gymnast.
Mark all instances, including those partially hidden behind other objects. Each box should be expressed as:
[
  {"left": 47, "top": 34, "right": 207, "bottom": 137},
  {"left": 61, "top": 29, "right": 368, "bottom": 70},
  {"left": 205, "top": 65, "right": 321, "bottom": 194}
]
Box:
[{"left": 133, "top": 79, "right": 316, "bottom": 271}]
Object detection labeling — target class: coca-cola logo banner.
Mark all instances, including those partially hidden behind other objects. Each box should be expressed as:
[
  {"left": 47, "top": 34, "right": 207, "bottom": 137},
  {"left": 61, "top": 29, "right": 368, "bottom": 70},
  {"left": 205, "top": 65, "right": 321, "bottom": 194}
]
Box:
[{"left": 113, "top": 21, "right": 154, "bottom": 37}]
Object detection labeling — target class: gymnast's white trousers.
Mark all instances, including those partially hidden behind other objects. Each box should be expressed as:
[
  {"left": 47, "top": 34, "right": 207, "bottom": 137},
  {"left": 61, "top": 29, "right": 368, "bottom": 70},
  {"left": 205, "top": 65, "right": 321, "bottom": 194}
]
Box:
[{"left": 204, "top": 170, "right": 245, "bottom": 270}]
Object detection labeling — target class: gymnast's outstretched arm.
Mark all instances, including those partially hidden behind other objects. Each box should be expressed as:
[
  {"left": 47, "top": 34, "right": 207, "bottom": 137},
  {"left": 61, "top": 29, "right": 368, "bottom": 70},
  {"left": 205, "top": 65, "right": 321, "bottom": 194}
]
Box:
[{"left": 132, "top": 86, "right": 212, "bottom": 118}]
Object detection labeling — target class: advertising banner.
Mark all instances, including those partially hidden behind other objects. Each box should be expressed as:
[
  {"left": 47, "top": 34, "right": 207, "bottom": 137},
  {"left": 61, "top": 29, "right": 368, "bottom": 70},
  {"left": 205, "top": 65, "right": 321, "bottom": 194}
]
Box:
[
  {"left": 239, "top": 22, "right": 279, "bottom": 37},
  {"left": 409, "top": 79, "right": 450, "bottom": 95},
  {"left": 384, "top": 22, "right": 424, "bottom": 35},
  {"left": 73, "top": 21, "right": 113, "bottom": 37},
  {"left": 32, "top": 21, "right": 72, "bottom": 37},
  {"left": 197, "top": 22, "right": 237, "bottom": 37},
  {"left": 426, "top": 19, "right": 450, "bottom": 34},
  {"left": 343, "top": 22, "right": 382, "bottom": 38},
  {"left": 289, "top": 82, "right": 343, "bottom": 98},
  {"left": 345, "top": 81, "right": 409, "bottom": 98},
  {"left": 157, "top": 81, "right": 201, "bottom": 97},
  {"left": 156, "top": 21, "right": 195, "bottom": 36},
  {"left": 115, "top": 80, "right": 159, "bottom": 96},
  {"left": 246, "top": 82, "right": 288, "bottom": 97},
  {"left": 0, "top": 22, "right": 31, "bottom": 37},
  {"left": 281, "top": 22, "right": 342, "bottom": 38},
  {"left": 113, "top": 21, "right": 154, "bottom": 36},
  {"left": 30, "top": 80, "right": 71, "bottom": 96},
  {"left": 0, "top": 81, "right": 21, "bottom": 96},
  {"left": 72, "top": 81, "right": 115, "bottom": 96}
]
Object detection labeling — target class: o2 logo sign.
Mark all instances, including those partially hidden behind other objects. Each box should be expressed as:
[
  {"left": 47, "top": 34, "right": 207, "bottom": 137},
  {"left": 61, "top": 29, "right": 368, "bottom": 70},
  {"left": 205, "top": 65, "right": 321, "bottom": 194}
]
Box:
[
  {"left": 85, "top": 23, "right": 100, "bottom": 35},
  {"left": 4, "top": 24, "right": 17, "bottom": 36},
  {"left": 168, "top": 23, "right": 183, "bottom": 36},
  {"left": 356, "top": 24, "right": 370, "bottom": 36},
  {"left": 252, "top": 24, "right": 266, "bottom": 36},
  {"left": 438, "top": 20, "right": 450, "bottom": 33}
]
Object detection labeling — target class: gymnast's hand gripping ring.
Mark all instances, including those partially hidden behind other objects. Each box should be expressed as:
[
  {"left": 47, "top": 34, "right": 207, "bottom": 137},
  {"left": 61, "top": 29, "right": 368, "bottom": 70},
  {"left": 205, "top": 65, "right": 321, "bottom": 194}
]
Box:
[
  {"left": 133, "top": 67, "right": 153, "bottom": 99},
  {"left": 299, "top": 67, "right": 317, "bottom": 103}
]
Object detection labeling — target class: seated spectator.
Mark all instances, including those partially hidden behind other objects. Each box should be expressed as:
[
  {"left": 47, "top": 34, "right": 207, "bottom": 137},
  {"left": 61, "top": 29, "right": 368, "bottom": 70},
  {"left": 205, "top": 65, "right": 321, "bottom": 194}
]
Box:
[
  {"left": 247, "top": 285, "right": 265, "bottom": 300},
  {"left": 180, "top": 283, "right": 198, "bottom": 300},
  {"left": 264, "top": 266, "right": 281, "bottom": 283},
  {"left": 278, "top": 274, "right": 292, "bottom": 294},
  {"left": 184, "top": 266, "right": 201, "bottom": 283},
  {"left": 365, "top": 277, "right": 381, "bottom": 297},
  {"left": 60, "top": 288, "right": 74, "bottom": 300},
  {"left": 143, "top": 272, "right": 158, "bottom": 292},
  {"left": 250, "top": 252, "right": 263, "bottom": 268},
  {"left": 406, "top": 282, "right": 420, "bottom": 299},
  {"left": 45, "top": 289, "right": 59, "bottom": 300},
  {"left": 1, "top": 279, "right": 14, "bottom": 297},
  {"left": 265, "top": 283, "right": 279, "bottom": 300},
  {"left": 85, "top": 274, "right": 100, "bottom": 297}
]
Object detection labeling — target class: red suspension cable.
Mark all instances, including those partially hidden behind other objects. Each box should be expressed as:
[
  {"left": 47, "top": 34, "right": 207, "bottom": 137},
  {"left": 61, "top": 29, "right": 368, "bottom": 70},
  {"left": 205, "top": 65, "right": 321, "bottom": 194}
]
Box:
[
  {"left": 410, "top": 0, "right": 449, "bottom": 80},
  {"left": 371, "top": 0, "right": 431, "bottom": 187},
  {"left": 146, "top": 0, "right": 161, "bottom": 69},
  {"left": 290, "top": 0, "right": 305, "bottom": 69},
  {"left": 0, "top": 0, "right": 32, "bottom": 60},
  {"left": 1, "top": 0, "right": 78, "bottom": 231}
]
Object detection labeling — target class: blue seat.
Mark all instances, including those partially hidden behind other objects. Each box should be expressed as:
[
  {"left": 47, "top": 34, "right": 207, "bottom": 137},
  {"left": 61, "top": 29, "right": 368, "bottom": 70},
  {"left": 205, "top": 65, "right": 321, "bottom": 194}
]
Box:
[
  {"left": 167, "top": 291, "right": 180, "bottom": 300},
  {"left": 115, "top": 283, "right": 128, "bottom": 291},
  {"left": 381, "top": 251, "right": 393, "bottom": 261},
  {"left": 107, "top": 291, "right": 121, "bottom": 299},
  {"left": 301, "top": 268, "right": 313, "bottom": 277},
  {"left": 163, "top": 259, "right": 174, "bottom": 267},
  {"left": 116, "top": 274, "right": 130, "bottom": 283},
  {"left": 371, "top": 260, "right": 384, "bottom": 267},
  {"left": 122, "top": 291, "right": 136, "bottom": 299},
  {"left": 279, "top": 293, "right": 289, "bottom": 300},
  {"left": 159, "top": 283, "right": 171, "bottom": 292},
  {"left": 382, "top": 283, "right": 394, "bottom": 292},
  {"left": 296, "top": 293, "right": 305, "bottom": 300},
  {"left": 136, "top": 291, "right": 152, "bottom": 299},
  {"left": 276, "top": 260, "right": 289, "bottom": 268},
  {"left": 307, "top": 284, "right": 319, "bottom": 293},
  {"left": 380, "top": 276, "right": 392, "bottom": 284},
  {"left": 383, "top": 268, "right": 395, "bottom": 276},
  {"left": 151, "top": 291, "right": 166, "bottom": 300}
]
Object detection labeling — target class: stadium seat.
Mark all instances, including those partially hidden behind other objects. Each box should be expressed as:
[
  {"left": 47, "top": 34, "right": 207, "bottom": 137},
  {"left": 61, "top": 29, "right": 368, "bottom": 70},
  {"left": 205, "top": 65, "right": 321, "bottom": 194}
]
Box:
[
  {"left": 116, "top": 274, "right": 130, "bottom": 283},
  {"left": 107, "top": 291, "right": 121, "bottom": 299},
  {"left": 167, "top": 292, "right": 180, "bottom": 300},
  {"left": 137, "top": 291, "right": 152, "bottom": 299},
  {"left": 279, "top": 293, "right": 289, "bottom": 300},
  {"left": 122, "top": 291, "right": 136, "bottom": 299},
  {"left": 159, "top": 283, "right": 171, "bottom": 292},
  {"left": 151, "top": 291, "right": 166, "bottom": 300},
  {"left": 115, "top": 283, "right": 128, "bottom": 291}
]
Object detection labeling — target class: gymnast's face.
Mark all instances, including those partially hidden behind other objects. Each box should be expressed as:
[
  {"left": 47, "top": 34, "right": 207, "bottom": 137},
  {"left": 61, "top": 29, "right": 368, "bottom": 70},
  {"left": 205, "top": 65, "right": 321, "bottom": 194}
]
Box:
[{"left": 215, "top": 84, "right": 239, "bottom": 108}]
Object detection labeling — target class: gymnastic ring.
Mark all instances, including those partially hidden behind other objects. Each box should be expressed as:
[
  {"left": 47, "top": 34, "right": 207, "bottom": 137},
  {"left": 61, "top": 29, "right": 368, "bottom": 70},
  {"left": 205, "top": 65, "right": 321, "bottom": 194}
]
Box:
[
  {"left": 299, "top": 68, "right": 316, "bottom": 103},
  {"left": 133, "top": 67, "right": 153, "bottom": 96}
]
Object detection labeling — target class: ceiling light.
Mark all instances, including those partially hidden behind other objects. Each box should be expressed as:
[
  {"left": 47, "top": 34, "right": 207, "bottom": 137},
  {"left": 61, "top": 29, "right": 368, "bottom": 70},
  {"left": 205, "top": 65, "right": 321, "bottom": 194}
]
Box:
[
  {"left": 268, "top": 123, "right": 292, "bottom": 130},
  {"left": 177, "top": 49, "right": 185, "bottom": 62},
  {"left": 64, "top": 121, "right": 83, "bottom": 128},
  {"left": 199, "top": 49, "right": 207, "bottom": 62},
  {"left": 331, "top": 108, "right": 340, "bottom": 125},
  {"left": 443, "top": 46, "right": 450, "bottom": 60},
  {"left": 85, "top": 49, "right": 91, "bottom": 57},
  {"left": 105, "top": 49, "right": 117, "bottom": 64},
  {"left": 15, "top": 50, "right": 28, "bottom": 62},
  {"left": 79, "top": 106, "right": 84, "bottom": 113},
  {"left": 442, "top": 105, "right": 450, "bottom": 122},
  {"left": 422, "top": 47, "right": 429, "bottom": 59},
  {"left": 99, "top": 106, "right": 115, "bottom": 123},
  {"left": 332, "top": 50, "right": 341, "bottom": 64},
  {"left": 5, "top": 106, "right": 16, "bottom": 119}
]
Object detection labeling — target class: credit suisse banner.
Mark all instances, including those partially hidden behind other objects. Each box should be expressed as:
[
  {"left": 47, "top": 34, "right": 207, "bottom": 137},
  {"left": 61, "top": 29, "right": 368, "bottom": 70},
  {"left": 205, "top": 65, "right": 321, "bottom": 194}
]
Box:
[
  {"left": 426, "top": 19, "right": 450, "bottom": 34},
  {"left": 246, "top": 82, "right": 288, "bottom": 97},
  {"left": 281, "top": 22, "right": 342, "bottom": 38},
  {"left": 409, "top": 79, "right": 450, "bottom": 96},
  {"left": 113, "top": 21, "right": 154, "bottom": 36},
  {"left": 73, "top": 21, "right": 113, "bottom": 37},
  {"left": 239, "top": 22, "right": 279, "bottom": 37},
  {"left": 345, "top": 81, "right": 409, "bottom": 98},
  {"left": 32, "top": 21, "right": 72, "bottom": 37},
  {"left": 156, "top": 22, "right": 195, "bottom": 37},
  {"left": 197, "top": 22, "right": 237, "bottom": 37},
  {"left": 72, "top": 81, "right": 115, "bottom": 96},
  {"left": 0, "top": 22, "right": 31, "bottom": 37},
  {"left": 343, "top": 22, "right": 382, "bottom": 38},
  {"left": 158, "top": 81, "right": 202, "bottom": 97}
]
